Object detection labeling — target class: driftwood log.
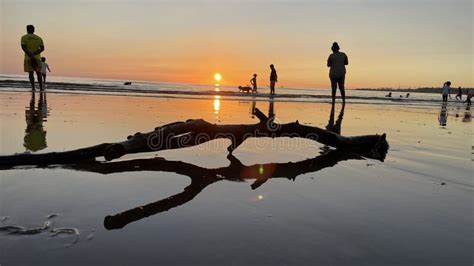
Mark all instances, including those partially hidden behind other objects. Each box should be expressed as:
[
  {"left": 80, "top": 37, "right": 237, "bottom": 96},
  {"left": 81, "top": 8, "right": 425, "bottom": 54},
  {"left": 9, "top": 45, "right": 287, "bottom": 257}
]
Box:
[{"left": 0, "top": 108, "right": 388, "bottom": 167}]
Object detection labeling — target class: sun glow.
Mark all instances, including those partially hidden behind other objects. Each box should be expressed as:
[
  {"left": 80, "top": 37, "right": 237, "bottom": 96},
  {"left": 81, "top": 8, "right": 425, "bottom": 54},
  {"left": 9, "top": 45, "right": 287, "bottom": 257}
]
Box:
[{"left": 214, "top": 73, "right": 222, "bottom": 82}]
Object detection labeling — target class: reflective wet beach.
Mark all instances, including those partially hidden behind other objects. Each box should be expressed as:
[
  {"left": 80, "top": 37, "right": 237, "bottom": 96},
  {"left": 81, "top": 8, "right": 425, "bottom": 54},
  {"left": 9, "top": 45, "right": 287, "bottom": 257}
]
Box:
[{"left": 0, "top": 91, "right": 472, "bottom": 265}]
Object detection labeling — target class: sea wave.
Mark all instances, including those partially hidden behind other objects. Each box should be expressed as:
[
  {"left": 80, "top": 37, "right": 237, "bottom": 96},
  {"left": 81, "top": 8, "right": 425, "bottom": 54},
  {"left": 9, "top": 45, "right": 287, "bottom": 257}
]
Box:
[{"left": 0, "top": 78, "right": 452, "bottom": 106}]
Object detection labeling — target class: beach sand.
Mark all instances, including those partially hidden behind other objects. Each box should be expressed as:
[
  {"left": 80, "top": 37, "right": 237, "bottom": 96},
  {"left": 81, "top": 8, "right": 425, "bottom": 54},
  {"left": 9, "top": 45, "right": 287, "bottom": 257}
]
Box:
[{"left": 0, "top": 91, "right": 472, "bottom": 265}]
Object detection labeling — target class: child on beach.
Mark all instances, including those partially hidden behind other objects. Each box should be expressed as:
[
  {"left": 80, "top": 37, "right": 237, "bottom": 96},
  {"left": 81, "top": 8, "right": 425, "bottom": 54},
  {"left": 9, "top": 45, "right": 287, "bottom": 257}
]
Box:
[
  {"left": 40, "top": 57, "right": 51, "bottom": 84},
  {"left": 250, "top": 74, "right": 257, "bottom": 92},
  {"left": 441, "top": 81, "right": 451, "bottom": 103}
]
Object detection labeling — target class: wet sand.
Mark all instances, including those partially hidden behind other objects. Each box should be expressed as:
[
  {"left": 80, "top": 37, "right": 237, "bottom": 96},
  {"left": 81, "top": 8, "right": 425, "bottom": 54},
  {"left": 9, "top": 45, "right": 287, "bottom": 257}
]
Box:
[{"left": 0, "top": 91, "right": 472, "bottom": 265}]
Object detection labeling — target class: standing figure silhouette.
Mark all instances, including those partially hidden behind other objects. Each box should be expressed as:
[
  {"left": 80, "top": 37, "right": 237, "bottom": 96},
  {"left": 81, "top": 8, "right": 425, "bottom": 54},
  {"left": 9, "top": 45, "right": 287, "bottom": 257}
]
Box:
[
  {"left": 327, "top": 42, "right": 348, "bottom": 104},
  {"left": 21, "top": 25, "right": 45, "bottom": 91},
  {"left": 269, "top": 64, "right": 278, "bottom": 95}
]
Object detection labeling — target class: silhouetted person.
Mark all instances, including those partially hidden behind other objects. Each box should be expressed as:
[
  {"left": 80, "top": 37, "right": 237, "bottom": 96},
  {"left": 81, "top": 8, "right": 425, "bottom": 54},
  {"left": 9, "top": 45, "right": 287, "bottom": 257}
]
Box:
[
  {"left": 386, "top": 92, "right": 392, "bottom": 97},
  {"left": 269, "top": 64, "right": 277, "bottom": 95},
  {"left": 466, "top": 89, "right": 472, "bottom": 107},
  {"left": 24, "top": 91, "right": 48, "bottom": 151},
  {"left": 406, "top": 93, "right": 410, "bottom": 98},
  {"left": 21, "top": 25, "right": 45, "bottom": 91},
  {"left": 327, "top": 42, "right": 348, "bottom": 104},
  {"left": 40, "top": 57, "right": 51, "bottom": 84},
  {"left": 441, "top": 81, "right": 451, "bottom": 103},
  {"left": 250, "top": 73, "right": 258, "bottom": 92},
  {"left": 455, "top": 86, "right": 462, "bottom": 100}
]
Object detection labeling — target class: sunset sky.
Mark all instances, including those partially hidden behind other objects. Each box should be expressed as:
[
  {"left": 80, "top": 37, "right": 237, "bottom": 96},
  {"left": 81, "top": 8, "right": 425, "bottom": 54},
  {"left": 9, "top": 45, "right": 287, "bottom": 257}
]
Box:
[{"left": 1, "top": 0, "right": 472, "bottom": 88}]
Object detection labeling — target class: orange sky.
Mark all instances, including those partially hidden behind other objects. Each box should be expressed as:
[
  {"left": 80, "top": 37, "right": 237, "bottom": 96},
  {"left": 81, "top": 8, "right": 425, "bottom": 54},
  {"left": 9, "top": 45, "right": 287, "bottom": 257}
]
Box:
[{"left": 1, "top": 1, "right": 472, "bottom": 88}]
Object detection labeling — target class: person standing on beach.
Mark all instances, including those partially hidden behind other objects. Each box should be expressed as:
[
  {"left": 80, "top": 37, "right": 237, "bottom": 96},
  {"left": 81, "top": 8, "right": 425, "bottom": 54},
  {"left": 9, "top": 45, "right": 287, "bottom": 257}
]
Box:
[
  {"left": 455, "top": 86, "right": 462, "bottom": 100},
  {"left": 441, "top": 81, "right": 451, "bottom": 103},
  {"left": 327, "top": 42, "right": 348, "bottom": 104},
  {"left": 250, "top": 74, "right": 258, "bottom": 92},
  {"left": 21, "top": 25, "right": 45, "bottom": 91},
  {"left": 465, "top": 89, "right": 472, "bottom": 107},
  {"left": 40, "top": 57, "right": 51, "bottom": 84},
  {"left": 269, "top": 64, "right": 278, "bottom": 95}
]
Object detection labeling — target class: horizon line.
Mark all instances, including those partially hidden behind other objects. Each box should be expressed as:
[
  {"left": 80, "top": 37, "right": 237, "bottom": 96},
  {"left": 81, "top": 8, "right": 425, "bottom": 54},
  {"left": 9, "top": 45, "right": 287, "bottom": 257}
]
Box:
[{"left": 1, "top": 72, "right": 472, "bottom": 90}]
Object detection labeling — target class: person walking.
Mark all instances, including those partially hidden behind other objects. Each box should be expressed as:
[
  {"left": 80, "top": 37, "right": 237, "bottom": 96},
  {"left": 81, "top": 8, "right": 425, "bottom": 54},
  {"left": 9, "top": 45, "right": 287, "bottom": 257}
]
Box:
[
  {"left": 40, "top": 57, "right": 51, "bottom": 84},
  {"left": 21, "top": 25, "right": 45, "bottom": 91},
  {"left": 441, "top": 81, "right": 451, "bottom": 103},
  {"left": 455, "top": 86, "right": 462, "bottom": 100},
  {"left": 327, "top": 42, "right": 348, "bottom": 104},
  {"left": 269, "top": 64, "right": 278, "bottom": 95}
]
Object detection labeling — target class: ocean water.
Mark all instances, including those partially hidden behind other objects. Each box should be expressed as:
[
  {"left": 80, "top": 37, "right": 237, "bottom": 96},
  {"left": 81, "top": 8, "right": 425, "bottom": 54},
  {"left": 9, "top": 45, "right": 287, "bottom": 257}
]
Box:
[
  {"left": 0, "top": 75, "right": 472, "bottom": 265},
  {"left": 0, "top": 74, "right": 445, "bottom": 105}
]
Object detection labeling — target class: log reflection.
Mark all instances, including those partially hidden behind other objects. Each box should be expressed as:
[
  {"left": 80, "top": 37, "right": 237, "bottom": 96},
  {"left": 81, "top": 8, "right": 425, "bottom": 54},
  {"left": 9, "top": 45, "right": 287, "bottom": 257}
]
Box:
[{"left": 66, "top": 148, "right": 387, "bottom": 230}]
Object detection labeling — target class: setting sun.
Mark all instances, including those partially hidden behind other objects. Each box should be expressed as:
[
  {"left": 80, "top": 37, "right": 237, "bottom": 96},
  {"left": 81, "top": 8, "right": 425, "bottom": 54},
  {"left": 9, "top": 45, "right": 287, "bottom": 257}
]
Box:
[{"left": 214, "top": 73, "right": 222, "bottom": 82}]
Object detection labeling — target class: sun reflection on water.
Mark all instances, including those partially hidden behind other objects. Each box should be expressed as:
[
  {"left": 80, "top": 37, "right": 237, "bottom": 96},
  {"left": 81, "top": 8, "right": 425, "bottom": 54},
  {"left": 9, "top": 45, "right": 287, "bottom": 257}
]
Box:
[{"left": 213, "top": 96, "right": 220, "bottom": 115}]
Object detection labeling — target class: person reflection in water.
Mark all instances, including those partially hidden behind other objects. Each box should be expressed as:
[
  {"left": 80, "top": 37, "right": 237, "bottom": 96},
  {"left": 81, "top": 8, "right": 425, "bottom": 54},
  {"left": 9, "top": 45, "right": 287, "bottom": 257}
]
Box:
[
  {"left": 321, "top": 102, "right": 345, "bottom": 154},
  {"left": 24, "top": 91, "right": 48, "bottom": 151},
  {"left": 250, "top": 98, "right": 275, "bottom": 119},
  {"left": 268, "top": 99, "right": 275, "bottom": 119},
  {"left": 438, "top": 103, "right": 448, "bottom": 127},
  {"left": 462, "top": 107, "right": 471, "bottom": 123},
  {"left": 250, "top": 96, "right": 257, "bottom": 118},
  {"left": 326, "top": 102, "right": 345, "bottom": 135}
]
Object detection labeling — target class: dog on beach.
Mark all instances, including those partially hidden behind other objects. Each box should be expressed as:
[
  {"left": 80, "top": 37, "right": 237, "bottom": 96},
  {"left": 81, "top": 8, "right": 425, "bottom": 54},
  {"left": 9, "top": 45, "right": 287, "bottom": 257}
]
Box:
[{"left": 239, "top": 86, "right": 255, "bottom": 93}]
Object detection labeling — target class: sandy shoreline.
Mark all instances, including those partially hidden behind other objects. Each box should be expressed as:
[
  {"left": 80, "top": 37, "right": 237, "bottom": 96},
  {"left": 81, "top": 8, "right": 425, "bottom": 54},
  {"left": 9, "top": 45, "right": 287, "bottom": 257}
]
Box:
[{"left": 0, "top": 90, "right": 472, "bottom": 265}]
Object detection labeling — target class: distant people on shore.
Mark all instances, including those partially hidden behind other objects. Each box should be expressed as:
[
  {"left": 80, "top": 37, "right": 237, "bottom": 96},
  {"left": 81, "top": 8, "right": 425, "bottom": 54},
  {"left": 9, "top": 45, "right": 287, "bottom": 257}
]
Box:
[
  {"left": 386, "top": 92, "right": 392, "bottom": 97},
  {"left": 406, "top": 93, "right": 410, "bottom": 98},
  {"left": 40, "top": 57, "right": 51, "bottom": 84},
  {"left": 21, "top": 25, "right": 45, "bottom": 91},
  {"left": 269, "top": 64, "right": 278, "bottom": 95},
  {"left": 441, "top": 81, "right": 451, "bottom": 103},
  {"left": 455, "top": 86, "right": 462, "bottom": 100},
  {"left": 466, "top": 89, "right": 472, "bottom": 107},
  {"left": 327, "top": 42, "right": 348, "bottom": 104},
  {"left": 250, "top": 74, "right": 258, "bottom": 92}
]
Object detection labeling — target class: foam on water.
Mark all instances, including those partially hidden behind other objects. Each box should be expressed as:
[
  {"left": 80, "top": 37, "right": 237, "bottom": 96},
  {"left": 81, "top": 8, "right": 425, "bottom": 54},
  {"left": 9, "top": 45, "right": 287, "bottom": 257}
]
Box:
[{"left": 0, "top": 214, "right": 82, "bottom": 247}]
